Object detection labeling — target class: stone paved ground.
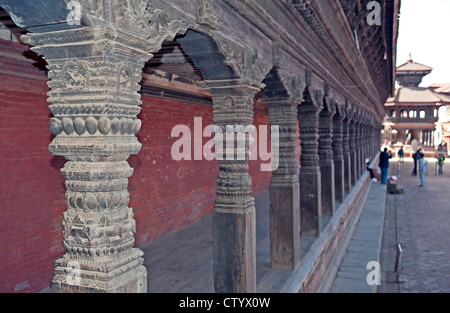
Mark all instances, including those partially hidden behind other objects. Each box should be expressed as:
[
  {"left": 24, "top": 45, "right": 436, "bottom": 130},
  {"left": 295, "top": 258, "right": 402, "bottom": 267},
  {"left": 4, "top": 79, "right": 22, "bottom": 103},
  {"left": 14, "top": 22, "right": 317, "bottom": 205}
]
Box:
[
  {"left": 330, "top": 182, "right": 386, "bottom": 293},
  {"left": 380, "top": 157, "right": 450, "bottom": 293}
]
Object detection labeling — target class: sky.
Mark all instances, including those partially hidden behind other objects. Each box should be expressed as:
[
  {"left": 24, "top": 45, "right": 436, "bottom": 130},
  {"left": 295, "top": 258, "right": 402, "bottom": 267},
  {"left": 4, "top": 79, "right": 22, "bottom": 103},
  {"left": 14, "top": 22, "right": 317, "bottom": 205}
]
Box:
[{"left": 396, "top": 0, "right": 450, "bottom": 87}]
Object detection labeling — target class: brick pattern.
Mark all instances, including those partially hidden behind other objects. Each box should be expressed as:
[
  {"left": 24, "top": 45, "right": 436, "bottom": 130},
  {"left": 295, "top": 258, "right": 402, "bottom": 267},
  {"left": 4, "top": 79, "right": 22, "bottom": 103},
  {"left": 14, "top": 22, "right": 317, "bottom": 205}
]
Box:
[{"left": 0, "top": 74, "right": 66, "bottom": 293}]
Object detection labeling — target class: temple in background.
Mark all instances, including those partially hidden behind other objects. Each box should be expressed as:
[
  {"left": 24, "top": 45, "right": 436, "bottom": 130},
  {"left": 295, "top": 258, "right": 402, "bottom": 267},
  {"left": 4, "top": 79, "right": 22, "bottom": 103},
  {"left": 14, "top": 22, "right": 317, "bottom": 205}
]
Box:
[{"left": 383, "top": 57, "right": 450, "bottom": 156}]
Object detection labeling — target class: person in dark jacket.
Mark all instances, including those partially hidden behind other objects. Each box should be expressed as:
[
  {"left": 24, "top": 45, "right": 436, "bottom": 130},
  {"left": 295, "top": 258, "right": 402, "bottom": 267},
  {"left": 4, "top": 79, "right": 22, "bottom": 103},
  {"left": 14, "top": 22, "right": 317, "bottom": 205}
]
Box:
[
  {"left": 379, "top": 148, "right": 392, "bottom": 184},
  {"left": 398, "top": 147, "right": 404, "bottom": 163},
  {"left": 411, "top": 148, "right": 421, "bottom": 176}
]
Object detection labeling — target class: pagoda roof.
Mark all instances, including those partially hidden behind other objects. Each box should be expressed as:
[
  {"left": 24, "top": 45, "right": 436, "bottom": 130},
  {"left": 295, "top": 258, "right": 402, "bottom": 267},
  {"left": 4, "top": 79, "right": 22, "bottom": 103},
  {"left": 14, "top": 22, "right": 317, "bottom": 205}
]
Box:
[
  {"left": 429, "top": 83, "right": 450, "bottom": 94},
  {"left": 386, "top": 87, "right": 450, "bottom": 105},
  {"left": 397, "top": 60, "right": 433, "bottom": 73}
]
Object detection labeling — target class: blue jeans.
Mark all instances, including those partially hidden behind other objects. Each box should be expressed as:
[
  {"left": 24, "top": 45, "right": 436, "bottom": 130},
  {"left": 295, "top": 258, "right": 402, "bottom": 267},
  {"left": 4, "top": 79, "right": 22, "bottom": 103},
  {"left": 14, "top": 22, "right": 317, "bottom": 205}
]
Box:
[
  {"left": 420, "top": 172, "right": 426, "bottom": 186},
  {"left": 381, "top": 167, "right": 388, "bottom": 184}
]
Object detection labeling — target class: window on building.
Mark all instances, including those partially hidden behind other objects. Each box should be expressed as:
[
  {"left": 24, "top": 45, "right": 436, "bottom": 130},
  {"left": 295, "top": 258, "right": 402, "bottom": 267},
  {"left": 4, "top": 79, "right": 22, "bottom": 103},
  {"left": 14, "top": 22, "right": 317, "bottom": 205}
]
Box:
[{"left": 419, "top": 110, "right": 426, "bottom": 118}]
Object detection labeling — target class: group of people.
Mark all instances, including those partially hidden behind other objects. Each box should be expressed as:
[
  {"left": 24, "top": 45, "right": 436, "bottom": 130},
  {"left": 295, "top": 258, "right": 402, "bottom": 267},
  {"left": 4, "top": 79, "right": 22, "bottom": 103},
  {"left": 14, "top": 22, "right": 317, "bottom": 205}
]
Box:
[
  {"left": 365, "top": 148, "right": 393, "bottom": 184},
  {"left": 366, "top": 147, "right": 446, "bottom": 188}
]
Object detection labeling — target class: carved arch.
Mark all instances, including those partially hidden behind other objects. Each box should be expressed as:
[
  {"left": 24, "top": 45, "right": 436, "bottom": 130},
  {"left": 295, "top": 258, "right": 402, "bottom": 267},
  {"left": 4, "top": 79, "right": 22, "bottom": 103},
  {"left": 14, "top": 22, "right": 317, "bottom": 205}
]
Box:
[{"left": 175, "top": 29, "right": 238, "bottom": 80}]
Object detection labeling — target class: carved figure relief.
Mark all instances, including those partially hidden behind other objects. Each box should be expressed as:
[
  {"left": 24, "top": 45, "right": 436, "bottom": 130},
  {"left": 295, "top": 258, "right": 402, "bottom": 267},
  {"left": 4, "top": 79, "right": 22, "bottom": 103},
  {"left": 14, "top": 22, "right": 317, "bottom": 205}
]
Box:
[
  {"left": 64, "top": 60, "right": 89, "bottom": 90},
  {"left": 197, "top": 0, "right": 219, "bottom": 29}
]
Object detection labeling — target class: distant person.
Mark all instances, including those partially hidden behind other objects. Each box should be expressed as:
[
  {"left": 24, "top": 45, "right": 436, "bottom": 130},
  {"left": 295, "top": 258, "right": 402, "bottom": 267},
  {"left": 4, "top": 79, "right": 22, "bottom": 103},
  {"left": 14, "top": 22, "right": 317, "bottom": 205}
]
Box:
[
  {"left": 418, "top": 153, "right": 427, "bottom": 188},
  {"left": 398, "top": 147, "right": 404, "bottom": 163},
  {"left": 437, "top": 153, "right": 445, "bottom": 175},
  {"left": 411, "top": 148, "right": 421, "bottom": 176},
  {"left": 379, "top": 148, "right": 392, "bottom": 184}
]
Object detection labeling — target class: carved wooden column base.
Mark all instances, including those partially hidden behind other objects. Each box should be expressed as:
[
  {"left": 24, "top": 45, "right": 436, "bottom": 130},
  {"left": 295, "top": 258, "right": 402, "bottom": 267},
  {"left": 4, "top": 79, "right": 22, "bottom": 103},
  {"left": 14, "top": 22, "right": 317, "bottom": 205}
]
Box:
[
  {"left": 343, "top": 152, "right": 352, "bottom": 193},
  {"left": 300, "top": 167, "right": 322, "bottom": 236},
  {"left": 51, "top": 249, "right": 147, "bottom": 293},
  {"left": 334, "top": 157, "right": 345, "bottom": 202},
  {"left": 269, "top": 177, "right": 300, "bottom": 268},
  {"left": 320, "top": 160, "right": 335, "bottom": 216},
  {"left": 213, "top": 201, "right": 256, "bottom": 293}
]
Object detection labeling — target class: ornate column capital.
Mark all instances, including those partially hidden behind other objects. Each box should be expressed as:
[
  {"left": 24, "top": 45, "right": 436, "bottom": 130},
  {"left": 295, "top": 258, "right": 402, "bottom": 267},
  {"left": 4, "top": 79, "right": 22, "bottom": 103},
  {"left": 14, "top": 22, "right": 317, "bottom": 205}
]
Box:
[
  {"left": 21, "top": 0, "right": 191, "bottom": 54},
  {"left": 200, "top": 79, "right": 264, "bottom": 128}
]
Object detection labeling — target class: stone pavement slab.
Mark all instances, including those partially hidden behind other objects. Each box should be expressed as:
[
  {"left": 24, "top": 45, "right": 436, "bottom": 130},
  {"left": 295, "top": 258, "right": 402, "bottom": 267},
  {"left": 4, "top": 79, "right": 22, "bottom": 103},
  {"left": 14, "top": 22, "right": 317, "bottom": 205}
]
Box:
[{"left": 330, "top": 182, "right": 387, "bottom": 293}]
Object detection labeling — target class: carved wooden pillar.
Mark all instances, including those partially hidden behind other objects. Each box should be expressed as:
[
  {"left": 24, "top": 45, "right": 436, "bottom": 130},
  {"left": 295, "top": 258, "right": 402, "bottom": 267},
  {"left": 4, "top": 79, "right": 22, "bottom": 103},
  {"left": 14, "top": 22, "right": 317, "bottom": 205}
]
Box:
[
  {"left": 262, "top": 44, "right": 301, "bottom": 269},
  {"left": 360, "top": 116, "right": 367, "bottom": 176},
  {"left": 374, "top": 124, "right": 380, "bottom": 156},
  {"left": 355, "top": 118, "right": 362, "bottom": 178},
  {"left": 21, "top": 3, "right": 190, "bottom": 293},
  {"left": 369, "top": 122, "right": 375, "bottom": 158},
  {"left": 370, "top": 123, "right": 376, "bottom": 157},
  {"left": 298, "top": 86, "right": 322, "bottom": 237},
  {"left": 349, "top": 118, "right": 357, "bottom": 186},
  {"left": 332, "top": 104, "right": 345, "bottom": 203},
  {"left": 318, "top": 95, "right": 335, "bottom": 217},
  {"left": 362, "top": 116, "right": 369, "bottom": 171},
  {"left": 23, "top": 28, "right": 149, "bottom": 293},
  {"left": 342, "top": 115, "right": 352, "bottom": 194},
  {"left": 201, "top": 79, "right": 263, "bottom": 293},
  {"left": 265, "top": 96, "right": 300, "bottom": 269}
]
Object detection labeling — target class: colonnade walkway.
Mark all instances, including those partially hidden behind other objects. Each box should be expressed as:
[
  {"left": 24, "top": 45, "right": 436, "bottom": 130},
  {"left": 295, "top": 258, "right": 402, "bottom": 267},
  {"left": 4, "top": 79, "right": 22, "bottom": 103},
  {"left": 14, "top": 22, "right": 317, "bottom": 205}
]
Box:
[
  {"left": 141, "top": 155, "right": 450, "bottom": 293},
  {"left": 141, "top": 178, "right": 364, "bottom": 293},
  {"left": 329, "top": 181, "right": 387, "bottom": 292}
]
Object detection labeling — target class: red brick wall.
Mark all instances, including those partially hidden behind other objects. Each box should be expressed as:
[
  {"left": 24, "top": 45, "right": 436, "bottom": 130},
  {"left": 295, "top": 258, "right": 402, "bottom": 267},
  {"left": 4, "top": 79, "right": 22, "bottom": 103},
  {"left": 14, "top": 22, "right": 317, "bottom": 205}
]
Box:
[
  {"left": 0, "top": 39, "right": 272, "bottom": 292},
  {"left": 0, "top": 73, "right": 66, "bottom": 293},
  {"left": 129, "top": 97, "right": 272, "bottom": 246}
]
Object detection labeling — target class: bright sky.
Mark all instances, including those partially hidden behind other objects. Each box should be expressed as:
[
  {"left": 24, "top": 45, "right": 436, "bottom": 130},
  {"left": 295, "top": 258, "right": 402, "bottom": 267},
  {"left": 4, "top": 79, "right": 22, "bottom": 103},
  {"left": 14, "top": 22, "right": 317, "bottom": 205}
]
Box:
[{"left": 396, "top": 0, "right": 450, "bottom": 87}]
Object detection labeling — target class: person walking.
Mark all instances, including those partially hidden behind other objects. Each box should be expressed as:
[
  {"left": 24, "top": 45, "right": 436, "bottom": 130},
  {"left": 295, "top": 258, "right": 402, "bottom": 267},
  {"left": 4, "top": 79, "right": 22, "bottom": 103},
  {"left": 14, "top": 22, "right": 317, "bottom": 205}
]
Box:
[
  {"left": 437, "top": 153, "right": 445, "bottom": 175},
  {"left": 398, "top": 146, "right": 404, "bottom": 163},
  {"left": 379, "top": 148, "right": 392, "bottom": 184},
  {"left": 418, "top": 153, "right": 428, "bottom": 187},
  {"left": 411, "top": 148, "right": 421, "bottom": 176}
]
